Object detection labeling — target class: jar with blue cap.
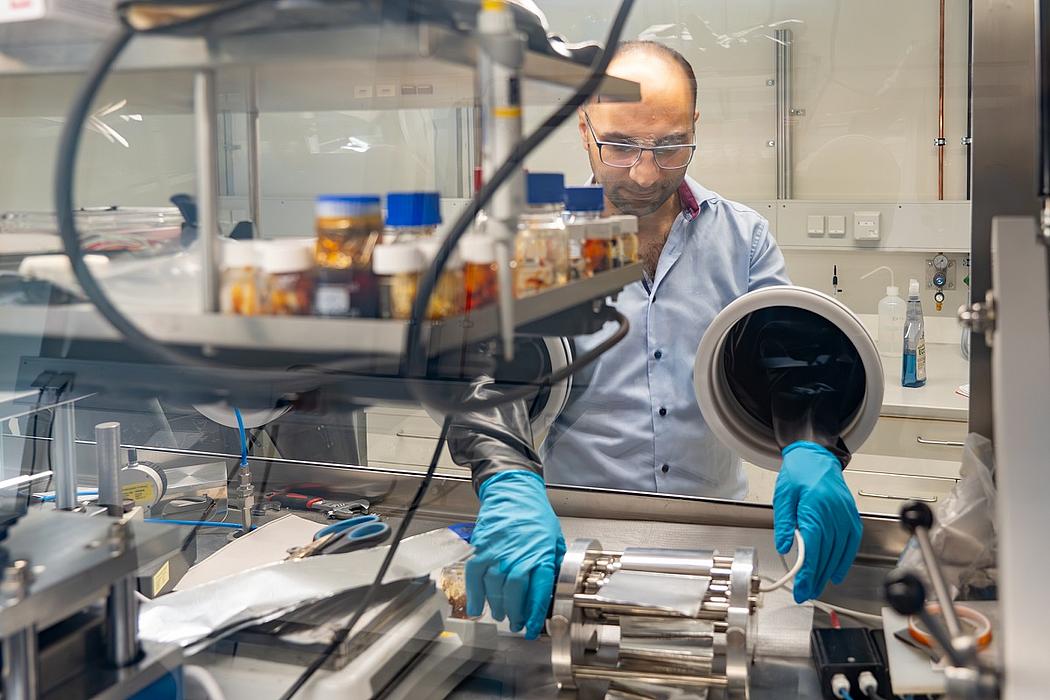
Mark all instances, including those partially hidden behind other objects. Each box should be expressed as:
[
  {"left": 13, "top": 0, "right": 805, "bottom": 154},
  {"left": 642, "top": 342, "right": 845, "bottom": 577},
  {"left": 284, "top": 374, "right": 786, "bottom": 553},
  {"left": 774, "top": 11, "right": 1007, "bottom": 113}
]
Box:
[
  {"left": 385, "top": 191, "right": 442, "bottom": 243},
  {"left": 515, "top": 172, "right": 568, "bottom": 296},
  {"left": 564, "top": 185, "right": 605, "bottom": 279}
]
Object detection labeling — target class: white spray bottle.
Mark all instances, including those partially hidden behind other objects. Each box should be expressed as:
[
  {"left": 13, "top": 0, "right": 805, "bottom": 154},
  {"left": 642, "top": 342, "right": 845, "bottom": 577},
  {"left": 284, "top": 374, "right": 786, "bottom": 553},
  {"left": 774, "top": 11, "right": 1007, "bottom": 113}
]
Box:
[{"left": 861, "top": 266, "right": 905, "bottom": 358}]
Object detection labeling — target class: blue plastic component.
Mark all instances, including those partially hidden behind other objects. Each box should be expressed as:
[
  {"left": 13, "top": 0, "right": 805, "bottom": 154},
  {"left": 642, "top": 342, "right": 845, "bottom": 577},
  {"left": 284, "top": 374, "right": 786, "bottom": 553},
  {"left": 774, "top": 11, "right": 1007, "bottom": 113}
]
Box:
[
  {"left": 386, "top": 191, "right": 441, "bottom": 227},
  {"left": 447, "top": 522, "right": 476, "bottom": 542},
  {"left": 526, "top": 172, "right": 566, "bottom": 206},
  {"left": 130, "top": 668, "right": 181, "bottom": 699},
  {"left": 316, "top": 194, "right": 381, "bottom": 205},
  {"left": 565, "top": 185, "right": 604, "bottom": 212}
]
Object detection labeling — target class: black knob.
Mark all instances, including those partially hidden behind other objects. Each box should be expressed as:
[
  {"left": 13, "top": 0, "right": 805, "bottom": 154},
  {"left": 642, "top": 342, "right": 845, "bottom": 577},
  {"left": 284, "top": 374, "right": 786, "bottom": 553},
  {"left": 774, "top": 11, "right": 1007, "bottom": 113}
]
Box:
[
  {"left": 899, "top": 501, "right": 934, "bottom": 533},
  {"left": 885, "top": 569, "right": 927, "bottom": 616}
]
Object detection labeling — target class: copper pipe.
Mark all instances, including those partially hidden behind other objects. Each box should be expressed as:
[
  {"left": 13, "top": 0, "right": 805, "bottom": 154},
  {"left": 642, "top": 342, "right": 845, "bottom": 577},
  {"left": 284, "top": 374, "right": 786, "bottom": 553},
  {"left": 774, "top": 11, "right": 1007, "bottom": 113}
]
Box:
[{"left": 938, "top": 0, "right": 946, "bottom": 200}]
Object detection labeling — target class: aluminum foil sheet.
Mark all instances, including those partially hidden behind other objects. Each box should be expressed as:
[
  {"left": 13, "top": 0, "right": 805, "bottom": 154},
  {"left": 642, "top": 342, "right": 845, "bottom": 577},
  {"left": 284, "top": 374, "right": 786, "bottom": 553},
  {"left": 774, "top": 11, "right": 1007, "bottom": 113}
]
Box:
[
  {"left": 139, "top": 527, "right": 471, "bottom": 650},
  {"left": 595, "top": 570, "right": 712, "bottom": 618}
]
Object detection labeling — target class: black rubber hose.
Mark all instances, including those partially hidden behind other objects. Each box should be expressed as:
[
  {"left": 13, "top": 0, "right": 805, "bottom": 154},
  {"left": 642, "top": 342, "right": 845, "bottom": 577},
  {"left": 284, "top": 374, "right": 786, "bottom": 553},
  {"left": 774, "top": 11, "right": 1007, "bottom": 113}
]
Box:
[{"left": 403, "top": 0, "right": 637, "bottom": 414}]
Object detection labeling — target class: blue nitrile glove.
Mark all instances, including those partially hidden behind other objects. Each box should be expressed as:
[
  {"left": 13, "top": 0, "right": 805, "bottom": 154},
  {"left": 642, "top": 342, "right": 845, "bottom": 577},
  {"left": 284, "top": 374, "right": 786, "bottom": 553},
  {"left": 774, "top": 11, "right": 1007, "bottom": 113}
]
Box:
[
  {"left": 773, "top": 441, "right": 862, "bottom": 604},
  {"left": 466, "top": 470, "right": 565, "bottom": 639}
]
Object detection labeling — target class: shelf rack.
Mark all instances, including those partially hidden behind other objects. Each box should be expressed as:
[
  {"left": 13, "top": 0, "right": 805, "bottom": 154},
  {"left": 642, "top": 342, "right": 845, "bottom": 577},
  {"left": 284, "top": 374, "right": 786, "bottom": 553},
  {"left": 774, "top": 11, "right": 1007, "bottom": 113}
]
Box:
[
  {"left": 1, "top": 11, "right": 642, "bottom": 406},
  {"left": 0, "top": 264, "right": 641, "bottom": 357}
]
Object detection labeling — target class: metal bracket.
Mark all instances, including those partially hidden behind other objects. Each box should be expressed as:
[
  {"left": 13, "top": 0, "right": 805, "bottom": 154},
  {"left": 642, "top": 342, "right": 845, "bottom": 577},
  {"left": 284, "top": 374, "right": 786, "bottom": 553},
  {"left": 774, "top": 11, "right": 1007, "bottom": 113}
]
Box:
[
  {"left": 958, "top": 290, "right": 997, "bottom": 346},
  {"left": 934, "top": 137, "right": 947, "bottom": 147}
]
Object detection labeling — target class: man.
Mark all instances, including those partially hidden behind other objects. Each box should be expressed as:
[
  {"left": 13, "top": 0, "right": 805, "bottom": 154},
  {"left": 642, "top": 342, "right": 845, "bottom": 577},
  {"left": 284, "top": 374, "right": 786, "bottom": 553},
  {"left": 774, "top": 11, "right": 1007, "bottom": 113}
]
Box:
[{"left": 454, "top": 41, "right": 862, "bottom": 641}]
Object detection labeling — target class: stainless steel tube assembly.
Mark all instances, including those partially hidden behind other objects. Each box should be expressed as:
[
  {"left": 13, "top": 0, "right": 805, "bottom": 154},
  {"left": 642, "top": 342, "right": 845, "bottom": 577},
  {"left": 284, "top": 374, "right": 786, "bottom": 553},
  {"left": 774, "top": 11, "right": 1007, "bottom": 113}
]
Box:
[
  {"left": 550, "top": 539, "right": 758, "bottom": 699},
  {"left": 95, "top": 422, "right": 124, "bottom": 514},
  {"left": 477, "top": 1, "right": 524, "bottom": 361},
  {"left": 106, "top": 522, "right": 141, "bottom": 668},
  {"left": 50, "top": 396, "right": 78, "bottom": 511}
]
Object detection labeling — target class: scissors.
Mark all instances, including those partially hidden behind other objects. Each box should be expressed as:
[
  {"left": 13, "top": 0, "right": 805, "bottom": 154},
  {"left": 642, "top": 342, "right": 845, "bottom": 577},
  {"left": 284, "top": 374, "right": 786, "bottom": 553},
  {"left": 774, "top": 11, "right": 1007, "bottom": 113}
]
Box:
[{"left": 312, "top": 514, "right": 391, "bottom": 555}]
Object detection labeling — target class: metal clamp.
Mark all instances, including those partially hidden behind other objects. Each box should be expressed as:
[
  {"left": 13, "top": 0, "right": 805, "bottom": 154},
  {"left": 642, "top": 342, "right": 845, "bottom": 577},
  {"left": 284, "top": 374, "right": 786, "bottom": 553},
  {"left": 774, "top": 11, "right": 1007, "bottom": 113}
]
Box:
[
  {"left": 916, "top": 436, "right": 965, "bottom": 447},
  {"left": 958, "top": 290, "right": 997, "bottom": 346}
]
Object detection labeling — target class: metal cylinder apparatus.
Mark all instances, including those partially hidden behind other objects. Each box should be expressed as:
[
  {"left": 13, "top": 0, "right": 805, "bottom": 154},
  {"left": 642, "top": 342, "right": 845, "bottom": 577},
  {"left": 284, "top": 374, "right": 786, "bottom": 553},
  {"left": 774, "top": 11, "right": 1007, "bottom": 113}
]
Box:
[{"left": 550, "top": 539, "right": 758, "bottom": 699}]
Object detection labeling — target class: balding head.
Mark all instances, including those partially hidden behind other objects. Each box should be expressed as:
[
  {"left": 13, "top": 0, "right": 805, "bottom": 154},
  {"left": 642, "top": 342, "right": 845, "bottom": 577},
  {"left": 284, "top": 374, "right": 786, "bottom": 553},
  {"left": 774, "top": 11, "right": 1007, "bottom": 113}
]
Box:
[
  {"left": 578, "top": 41, "right": 699, "bottom": 217},
  {"left": 609, "top": 41, "right": 697, "bottom": 109}
]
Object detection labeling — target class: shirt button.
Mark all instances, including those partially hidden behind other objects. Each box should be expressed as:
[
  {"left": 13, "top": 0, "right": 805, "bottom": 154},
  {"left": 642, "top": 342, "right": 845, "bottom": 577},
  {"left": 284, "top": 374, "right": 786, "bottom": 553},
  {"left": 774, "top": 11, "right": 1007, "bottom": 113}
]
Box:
[
  {"left": 661, "top": 464, "right": 670, "bottom": 473},
  {"left": 658, "top": 407, "right": 667, "bottom": 417},
  {"left": 654, "top": 350, "right": 663, "bottom": 360}
]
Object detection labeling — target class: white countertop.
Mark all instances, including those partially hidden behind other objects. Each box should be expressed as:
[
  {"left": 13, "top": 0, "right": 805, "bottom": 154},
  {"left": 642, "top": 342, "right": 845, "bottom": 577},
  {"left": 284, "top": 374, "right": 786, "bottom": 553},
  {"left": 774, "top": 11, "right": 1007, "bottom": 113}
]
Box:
[{"left": 879, "top": 342, "right": 969, "bottom": 421}]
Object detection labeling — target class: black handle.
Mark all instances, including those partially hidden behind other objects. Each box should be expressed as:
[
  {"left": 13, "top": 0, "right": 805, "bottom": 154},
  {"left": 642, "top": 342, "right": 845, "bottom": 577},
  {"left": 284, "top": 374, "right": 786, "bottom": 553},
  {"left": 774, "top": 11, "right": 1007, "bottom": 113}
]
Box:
[
  {"left": 884, "top": 568, "right": 927, "bottom": 616},
  {"left": 899, "top": 500, "right": 934, "bottom": 534}
]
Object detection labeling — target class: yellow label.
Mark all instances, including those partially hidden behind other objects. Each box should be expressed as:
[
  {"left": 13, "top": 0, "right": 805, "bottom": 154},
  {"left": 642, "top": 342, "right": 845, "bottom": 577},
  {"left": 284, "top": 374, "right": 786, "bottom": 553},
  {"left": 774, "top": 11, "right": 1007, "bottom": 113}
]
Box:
[
  {"left": 482, "top": 0, "right": 506, "bottom": 10},
  {"left": 493, "top": 106, "right": 522, "bottom": 118},
  {"left": 152, "top": 560, "right": 170, "bottom": 593},
  {"left": 122, "top": 482, "right": 155, "bottom": 505}
]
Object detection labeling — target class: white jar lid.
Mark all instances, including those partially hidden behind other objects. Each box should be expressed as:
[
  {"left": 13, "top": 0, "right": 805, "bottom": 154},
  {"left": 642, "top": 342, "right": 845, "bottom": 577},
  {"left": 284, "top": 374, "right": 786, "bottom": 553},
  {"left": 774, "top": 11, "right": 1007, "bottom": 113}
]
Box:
[
  {"left": 222, "top": 240, "right": 258, "bottom": 269},
  {"left": 585, "top": 220, "right": 614, "bottom": 240},
  {"left": 418, "top": 238, "right": 463, "bottom": 268},
  {"left": 459, "top": 233, "right": 496, "bottom": 264},
  {"left": 259, "top": 239, "right": 315, "bottom": 274},
  {"left": 372, "top": 242, "right": 424, "bottom": 275},
  {"left": 564, "top": 221, "right": 587, "bottom": 242},
  {"left": 608, "top": 214, "right": 638, "bottom": 235}
]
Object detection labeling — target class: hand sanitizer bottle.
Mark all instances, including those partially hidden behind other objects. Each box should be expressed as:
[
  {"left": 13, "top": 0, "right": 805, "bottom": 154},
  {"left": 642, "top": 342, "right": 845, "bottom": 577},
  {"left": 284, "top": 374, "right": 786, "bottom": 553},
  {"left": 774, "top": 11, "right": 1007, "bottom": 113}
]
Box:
[{"left": 902, "top": 278, "right": 927, "bottom": 388}]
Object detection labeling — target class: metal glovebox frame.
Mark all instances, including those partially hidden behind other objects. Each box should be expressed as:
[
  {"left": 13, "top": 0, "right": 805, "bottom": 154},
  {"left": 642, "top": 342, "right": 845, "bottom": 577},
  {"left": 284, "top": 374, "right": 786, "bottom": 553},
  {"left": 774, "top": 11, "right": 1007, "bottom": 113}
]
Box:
[{"left": 693, "top": 285, "right": 884, "bottom": 471}]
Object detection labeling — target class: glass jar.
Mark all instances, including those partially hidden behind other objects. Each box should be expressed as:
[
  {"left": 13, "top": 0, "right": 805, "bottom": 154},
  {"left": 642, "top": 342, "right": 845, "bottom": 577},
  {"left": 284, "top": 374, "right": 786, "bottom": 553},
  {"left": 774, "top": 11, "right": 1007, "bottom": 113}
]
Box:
[
  {"left": 418, "top": 239, "right": 465, "bottom": 319},
  {"left": 515, "top": 172, "right": 568, "bottom": 297},
  {"left": 460, "top": 233, "right": 498, "bottom": 311},
  {"left": 565, "top": 221, "right": 588, "bottom": 281},
  {"left": 259, "top": 240, "right": 315, "bottom": 315},
  {"left": 314, "top": 194, "right": 382, "bottom": 317},
  {"left": 384, "top": 191, "right": 442, "bottom": 243},
  {"left": 564, "top": 185, "right": 605, "bottom": 281},
  {"left": 582, "top": 220, "right": 615, "bottom": 277},
  {"left": 609, "top": 214, "right": 639, "bottom": 266},
  {"left": 373, "top": 242, "right": 425, "bottom": 320},
  {"left": 220, "top": 240, "right": 260, "bottom": 315}
]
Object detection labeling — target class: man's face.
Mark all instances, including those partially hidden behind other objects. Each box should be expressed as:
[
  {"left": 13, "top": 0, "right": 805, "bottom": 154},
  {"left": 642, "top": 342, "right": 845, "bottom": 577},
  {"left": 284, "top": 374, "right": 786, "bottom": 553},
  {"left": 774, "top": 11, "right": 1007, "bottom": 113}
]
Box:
[{"left": 579, "top": 53, "right": 698, "bottom": 218}]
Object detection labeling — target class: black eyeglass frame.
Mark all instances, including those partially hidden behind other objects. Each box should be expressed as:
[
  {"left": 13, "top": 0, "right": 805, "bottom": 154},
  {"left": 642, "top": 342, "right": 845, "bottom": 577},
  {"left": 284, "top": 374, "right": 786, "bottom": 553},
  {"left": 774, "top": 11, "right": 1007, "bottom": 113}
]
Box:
[{"left": 583, "top": 110, "right": 697, "bottom": 170}]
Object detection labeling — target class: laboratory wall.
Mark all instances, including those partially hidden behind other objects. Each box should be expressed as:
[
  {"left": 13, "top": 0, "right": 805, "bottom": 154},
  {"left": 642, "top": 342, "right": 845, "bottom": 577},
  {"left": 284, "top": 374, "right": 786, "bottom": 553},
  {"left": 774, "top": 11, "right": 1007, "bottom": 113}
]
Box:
[
  {"left": 524, "top": 0, "right": 970, "bottom": 202},
  {"left": 0, "top": 114, "right": 196, "bottom": 212}
]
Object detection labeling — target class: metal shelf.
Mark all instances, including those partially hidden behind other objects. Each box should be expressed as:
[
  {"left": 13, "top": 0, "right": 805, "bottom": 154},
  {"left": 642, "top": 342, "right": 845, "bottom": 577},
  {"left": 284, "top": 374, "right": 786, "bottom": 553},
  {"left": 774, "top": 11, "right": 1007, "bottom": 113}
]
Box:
[
  {"left": 0, "top": 23, "right": 639, "bottom": 116},
  {"left": 0, "top": 263, "right": 642, "bottom": 358}
]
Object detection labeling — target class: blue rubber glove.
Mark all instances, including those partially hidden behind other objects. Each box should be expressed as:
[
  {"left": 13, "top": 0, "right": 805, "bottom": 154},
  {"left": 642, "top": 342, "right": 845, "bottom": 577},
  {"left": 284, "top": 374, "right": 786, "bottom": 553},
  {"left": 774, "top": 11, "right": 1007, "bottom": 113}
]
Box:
[
  {"left": 773, "top": 441, "right": 862, "bottom": 604},
  {"left": 466, "top": 470, "right": 565, "bottom": 639}
]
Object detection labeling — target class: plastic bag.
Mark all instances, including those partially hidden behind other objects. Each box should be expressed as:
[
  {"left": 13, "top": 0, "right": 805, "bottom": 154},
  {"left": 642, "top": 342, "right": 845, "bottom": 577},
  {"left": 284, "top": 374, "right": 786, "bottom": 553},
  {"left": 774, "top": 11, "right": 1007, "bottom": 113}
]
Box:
[{"left": 899, "top": 432, "right": 997, "bottom": 597}]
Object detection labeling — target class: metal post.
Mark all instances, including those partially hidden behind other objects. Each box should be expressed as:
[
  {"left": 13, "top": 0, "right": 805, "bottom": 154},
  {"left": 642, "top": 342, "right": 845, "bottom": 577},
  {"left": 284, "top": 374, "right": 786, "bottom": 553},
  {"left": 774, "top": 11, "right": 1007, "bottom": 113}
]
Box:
[
  {"left": 195, "top": 69, "right": 221, "bottom": 313},
  {"left": 95, "top": 422, "right": 123, "bottom": 514},
  {"left": 478, "top": 2, "right": 524, "bottom": 361},
  {"left": 50, "top": 397, "right": 78, "bottom": 511},
  {"left": 774, "top": 29, "right": 793, "bottom": 200},
  {"left": 1, "top": 560, "right": 36, "bottom": 700},
  {"left": 246, "top": 70, "right": 262, "bottom": 232},
  {"left": 969, "top": 0, "right": 1039, "bottom": 440},
  {"left": 106, "top": 522, "right": 140, "bottom": 668}
]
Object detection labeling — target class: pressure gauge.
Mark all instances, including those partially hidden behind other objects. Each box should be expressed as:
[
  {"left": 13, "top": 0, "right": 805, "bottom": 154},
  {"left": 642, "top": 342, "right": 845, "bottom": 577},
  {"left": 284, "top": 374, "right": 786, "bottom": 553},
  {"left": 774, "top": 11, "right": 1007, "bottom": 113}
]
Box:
[{"left": 933, "top": 254, "right": 950, "bottom": 271}]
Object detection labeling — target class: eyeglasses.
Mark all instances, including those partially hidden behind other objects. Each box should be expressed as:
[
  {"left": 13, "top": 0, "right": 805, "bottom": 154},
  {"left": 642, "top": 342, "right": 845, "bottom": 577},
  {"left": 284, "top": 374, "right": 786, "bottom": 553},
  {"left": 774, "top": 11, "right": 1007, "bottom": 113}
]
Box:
[{"left": 583, "top": 111, "right": 696, "bottom": 170}]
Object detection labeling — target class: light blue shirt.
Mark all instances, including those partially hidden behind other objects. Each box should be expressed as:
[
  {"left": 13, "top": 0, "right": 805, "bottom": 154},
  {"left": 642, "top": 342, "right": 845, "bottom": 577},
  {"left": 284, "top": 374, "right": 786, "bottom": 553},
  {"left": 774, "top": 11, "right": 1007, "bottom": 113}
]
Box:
[{"left": 540, "top": 177, "right": 789, "bottom": 499}]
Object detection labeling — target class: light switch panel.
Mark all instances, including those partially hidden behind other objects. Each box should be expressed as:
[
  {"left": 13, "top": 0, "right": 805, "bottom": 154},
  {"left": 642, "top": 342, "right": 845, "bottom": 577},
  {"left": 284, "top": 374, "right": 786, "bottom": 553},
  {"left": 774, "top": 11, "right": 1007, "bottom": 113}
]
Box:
[
  {"left": 827, "top": 215, "right": 846, "bottom": 237},
  {"left": 807, "top": 215, "right": 826, "bottom": 237}
]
